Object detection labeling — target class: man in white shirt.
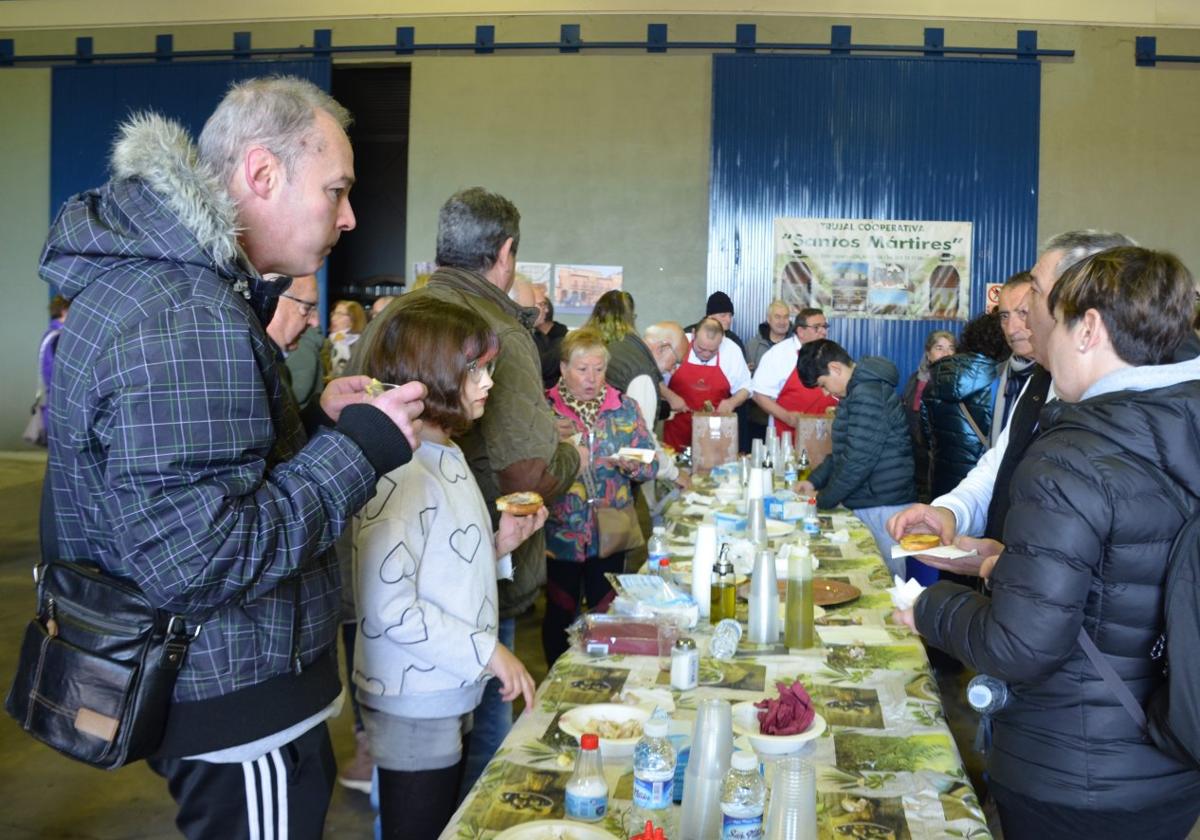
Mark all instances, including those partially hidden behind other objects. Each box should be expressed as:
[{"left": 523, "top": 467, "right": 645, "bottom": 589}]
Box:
[
  {"left": 661, "top": 318, "right": 752, "bottom": 451},
  {"left": 751, "top": 308, "right": 839, "bottom": 438},
  {"left": 886, "top": 230, "right": 1137, "bottom": 575},
  {"left": 627, "top": 321, "right": 688, "bottom": 484}
]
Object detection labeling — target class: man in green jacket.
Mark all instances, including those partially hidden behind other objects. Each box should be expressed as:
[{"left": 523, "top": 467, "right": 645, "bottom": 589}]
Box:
[
  {"left": 360, "top": 187, "right": 582, "bottom": 794},
  {"left": 793, "top": 339, "right": 916, "bottom": 575}
]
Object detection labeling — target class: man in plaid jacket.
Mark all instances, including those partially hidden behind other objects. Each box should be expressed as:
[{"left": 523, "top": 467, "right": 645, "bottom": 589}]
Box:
[{"left": 38, "top": 77, "right": 424, "bottom": 839}]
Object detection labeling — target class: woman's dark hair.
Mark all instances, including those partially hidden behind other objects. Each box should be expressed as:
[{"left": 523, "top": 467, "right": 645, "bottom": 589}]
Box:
[
  {"left": 1048, "top": 246, "right": 1194, "bottom": 365},
  {"left": 956, "top": 311, "right": 1010, "bottom": 362},
  {"left": 365, "top": 298, "right": 499, "bottom": 437},
  {"left": 795, "top": 339, "right": 853, "bottom": 388}
]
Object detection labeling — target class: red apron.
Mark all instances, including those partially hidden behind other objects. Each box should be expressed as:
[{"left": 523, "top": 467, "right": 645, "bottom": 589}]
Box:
[
  {"left": 774, "top": 366, "right": 838, "bottom": 437},
  {"left": 663, "top": 342, "right": 732, "bottom": 450}
]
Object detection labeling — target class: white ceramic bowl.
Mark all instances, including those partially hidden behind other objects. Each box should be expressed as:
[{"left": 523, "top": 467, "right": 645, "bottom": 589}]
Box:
[
  {"left": 557, "top": 703, "right": 651, "bottom": 759},
  {"left": 493, "top": 819, "right": 621, "bottom": 839},
  {"left": 731, "top": 700, "right": 826, "bottom": 756}
]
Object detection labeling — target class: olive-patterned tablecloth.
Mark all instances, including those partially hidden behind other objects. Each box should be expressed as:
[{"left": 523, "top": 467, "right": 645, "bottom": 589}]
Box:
[{"left": 442, "top": 493, "right": 991, "bottom": 840}]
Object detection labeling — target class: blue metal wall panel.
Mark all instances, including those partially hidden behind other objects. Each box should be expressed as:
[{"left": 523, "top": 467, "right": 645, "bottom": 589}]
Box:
[{"left": 709, "top": 54, "right": 1040, "bottom": 386}]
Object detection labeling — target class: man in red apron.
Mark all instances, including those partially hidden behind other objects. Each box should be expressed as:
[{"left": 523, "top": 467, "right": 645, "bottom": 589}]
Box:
[
  {"left": 751, "top": 308, "right": 838, "bottom": 439},
  {"left": 662, "top": 318, "right": 752, "bottom": 451}
]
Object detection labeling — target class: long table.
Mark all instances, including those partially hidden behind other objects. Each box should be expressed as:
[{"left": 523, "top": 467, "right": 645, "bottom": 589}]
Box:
[{"left": 442, "top": 493, "right": 991, "bottom": 840}]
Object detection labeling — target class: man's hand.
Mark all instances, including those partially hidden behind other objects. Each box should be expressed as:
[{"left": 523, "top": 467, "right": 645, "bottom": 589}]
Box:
[
  {"left": 323, "top": 377, "right": 426, "bottom": 450},
  {"left": 793, "top": 480, "right": 816, "bottom": 496},
  {"left": 674, "top": 468, "right": 692, "bottom": 490},
  {"left": 495, "top": 507, "right": 549, "bottom": 557},
  {"left": 716, "top": 397, "right": 738, "bottom": 415},
  {"left": 886, "top": 503, "right": 956, "bottom": 544},
  {"left": 784, "top": 410, "right": 805, "bottom": 430},
  {"left": 957, "top": 536, "right": 1004, "bottom": 581},
  {"left": 486, "top": 643, "right": 536, "bottom": 708},
  {"left": 555, "top": 417, "right": 578, "bottom": 442},
  {"left": 663, "top": 388, "right": 688, "bottom": 413}
]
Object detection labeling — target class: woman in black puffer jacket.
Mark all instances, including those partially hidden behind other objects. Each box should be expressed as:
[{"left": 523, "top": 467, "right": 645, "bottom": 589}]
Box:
[
  {"left": 901, "top": 247, "right": 1200, "bottom": 840},
  {"left": 920, "top": 312, "right": 1010, "bottom": 498}
]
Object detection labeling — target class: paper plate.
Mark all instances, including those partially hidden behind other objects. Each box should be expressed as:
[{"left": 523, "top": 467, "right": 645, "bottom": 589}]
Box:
[{"left": 493, "top": 820, "right": 621, "bottom": 840}]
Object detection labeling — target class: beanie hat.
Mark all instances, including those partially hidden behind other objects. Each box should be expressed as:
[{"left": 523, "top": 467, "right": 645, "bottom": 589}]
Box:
[{"left": 706, "top": 291, "right": 734, "bottom": 316}]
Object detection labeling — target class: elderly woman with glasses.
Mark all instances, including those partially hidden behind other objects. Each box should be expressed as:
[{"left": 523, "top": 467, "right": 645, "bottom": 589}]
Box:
[
  {"left": 897, "top": 247, "right": 1200, "bottom": 840},
  {"left": 542, "top": 327, "right": 658, "bottom": 664}
]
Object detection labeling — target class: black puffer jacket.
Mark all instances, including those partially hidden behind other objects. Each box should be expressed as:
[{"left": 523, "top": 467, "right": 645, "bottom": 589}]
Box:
[
  {"left": 920, "top": 352, "right": 998, "bottom": 497},
  {"left": 916, "top": 371, "right": 1200, "bottom": 811},
  {"left": 808, "top": 356, "right": 915, "bottom": 510}
]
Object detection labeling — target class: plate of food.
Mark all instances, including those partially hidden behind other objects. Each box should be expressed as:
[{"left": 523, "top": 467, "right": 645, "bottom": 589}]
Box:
[
  {"left": 732, "top": 681, "right": 826, "bottom": 755},
  {"left": 493, "top": 820, "right": 621, "bottom": 840},
  {"left": 813, "top": 577, "right": 861, "bottom": 606},
  {"left": 557, "top": 703, "right": 650, "bottom": 759}
]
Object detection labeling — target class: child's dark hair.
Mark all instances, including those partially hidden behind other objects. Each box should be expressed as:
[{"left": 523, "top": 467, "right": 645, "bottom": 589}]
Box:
[
  {"left": 796, "top": 339, "right": 853, "bottom": 388},
  {"left": 365, "top": 298, "right": 499, "bottom": 437}
]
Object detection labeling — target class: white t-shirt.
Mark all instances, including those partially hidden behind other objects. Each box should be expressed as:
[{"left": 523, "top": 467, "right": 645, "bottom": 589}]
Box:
[
  {"left": 680, "top": 333, "right": 752, "bottom": 395},
  {"left": 751, "top": 335, "right": 802, "bottom": 400}
]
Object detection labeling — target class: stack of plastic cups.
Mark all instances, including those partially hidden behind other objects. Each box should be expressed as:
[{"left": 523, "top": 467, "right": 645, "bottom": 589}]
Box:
[
  {"left": 747, "top": 468, "right": 767, "bottom": 546},
  {"left": 678, "top": 698, "right": 733, "bottom": 840},
  {"left": 751, "top": 438, "right": 764, "bottom": 468},
  {"left": 763, "top": 757, "right": 817, "bottom": 840},
  {"left": 692, "top": 523, "right": 717, "bottom": 622},
  {"left": 748, "top": 548, "right": 780, "bottom": 645}
]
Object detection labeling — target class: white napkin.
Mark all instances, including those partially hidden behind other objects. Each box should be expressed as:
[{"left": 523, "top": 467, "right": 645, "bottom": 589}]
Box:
[
  {"left": 890, "top": 543, "right": 979, "bottom": 560},
  {"left": 619, "top": 687, "right": 676, "bottom": 714},
  {"left": 827, "top": 529, "right": 850, "bottom": 544},
  {"left": 684, "top": 492, "right": 717, "bottom": 506},
  {"left": 887, "top": 575, "right": 926, "bottom": 610}
]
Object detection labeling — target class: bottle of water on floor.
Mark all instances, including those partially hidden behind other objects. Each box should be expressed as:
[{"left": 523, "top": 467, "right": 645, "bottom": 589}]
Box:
[
  {"left": 720, "top": 751, "right": 766, "bottom": 839},
  {"left": 629, "top": 717, "right": 676, "bottom": 836}
]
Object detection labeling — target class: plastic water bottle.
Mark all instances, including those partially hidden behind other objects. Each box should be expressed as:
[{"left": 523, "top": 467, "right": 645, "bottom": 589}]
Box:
[
  {"left": 720, "top": 751, "right": 766, "bottom": 840},
  {"left": 967, "top": 674, "right": 1011, "bottom": 714},
  {"left": 803, "top": 497, "right": 820, "bottom": 536},
  {"left": 565, "top": 732, "right": 608, "bottom": 822},
  {"left": 648, "top": 526, "right": 670, "bottom": 579},
  {"left": 629, "top": 718, "right": 677, "bottom": 835}
]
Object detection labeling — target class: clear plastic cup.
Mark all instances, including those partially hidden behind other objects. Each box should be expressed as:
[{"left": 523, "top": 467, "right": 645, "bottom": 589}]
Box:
[{"left": 763, "top": 756, "right": 816, "bottom": 840}]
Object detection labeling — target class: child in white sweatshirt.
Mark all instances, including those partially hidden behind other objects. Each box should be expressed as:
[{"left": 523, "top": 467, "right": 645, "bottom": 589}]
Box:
[{"left": 352, "top": 298, "right": 546, "bottom": 839}]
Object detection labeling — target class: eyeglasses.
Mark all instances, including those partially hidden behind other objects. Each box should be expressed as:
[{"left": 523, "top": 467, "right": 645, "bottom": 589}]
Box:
[
  {"left": 799, "top": 321, "right": 829, "bottom": 332},
  {"left": 280, "top": 292, "right": 318, "bottom": 318},
  {"left": 467, "top": 358, "right": 497, "bottom": 382},
  {"left": 656, "top": 342, "right": 680, "bottom": 369}
]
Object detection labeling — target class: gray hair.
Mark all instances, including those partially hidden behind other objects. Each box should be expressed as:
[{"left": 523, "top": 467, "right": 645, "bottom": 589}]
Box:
[
  {"left": 644, "top": 321, "right": 684, "bottom": 346},
  {"left": 436, "top": 187, "right": 521, "bottom": 271},
  {"left": 198, "top": 76, "right": 351, "bottom": 187},
  {"left": 1041, "top": 230, "right": 1138, "bottom": 279}
]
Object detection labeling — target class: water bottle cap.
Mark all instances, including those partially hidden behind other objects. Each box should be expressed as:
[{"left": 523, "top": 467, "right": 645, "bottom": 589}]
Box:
[
  {"left": 653, "top": 526, "right": 665, "bottom": 535},
  {"left": 731, "top": 751, "right": 757, "bottom": 771},
  {"left": 580, "top": 733, "right": 599, "bottom": 750},
  {"left": 643, "top": 718, "right": 669, "bottom": 737},
  {"left": 967, "top": 682, "right": 994, "bottom": 709}
]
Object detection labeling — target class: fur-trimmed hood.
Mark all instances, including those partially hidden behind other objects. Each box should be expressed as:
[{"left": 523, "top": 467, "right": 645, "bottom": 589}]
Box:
[{"left": 40, "top": 112, "right": 246, "bottom": 299}]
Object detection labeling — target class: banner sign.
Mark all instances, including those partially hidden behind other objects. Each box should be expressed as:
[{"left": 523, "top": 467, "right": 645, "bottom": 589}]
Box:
[{"left": 774, "top": 218, "right": 973, "bottom": 320}]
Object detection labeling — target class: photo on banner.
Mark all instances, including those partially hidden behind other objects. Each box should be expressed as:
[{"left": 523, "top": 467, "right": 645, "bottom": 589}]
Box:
[
  {"left": 774, "top": 218, "right": 973, "bottom": 320},
  {"left": 553, "top": 264, "right": 623, "bottom": 315}
]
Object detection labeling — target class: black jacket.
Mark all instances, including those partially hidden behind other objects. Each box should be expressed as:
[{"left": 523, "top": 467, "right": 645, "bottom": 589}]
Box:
[
  {"left": 921, "top": 353, "right": 999, "bottom": 498},
  {"left": 534, "top": 321, "right": 568, "bottom": 390},
  {"left": 916, "top": 371, "right": 1200, "bottom": 811},
  {"left": 808, "top": 356, "right": 915, "bottom": 510}
]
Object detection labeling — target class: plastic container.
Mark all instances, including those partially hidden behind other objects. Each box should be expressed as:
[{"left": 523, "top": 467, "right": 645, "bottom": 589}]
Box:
[
  {"left": 679, "top": 698, "right": 733, "bottom": 840},
  {"left": 629, "top": 718, "right": 677, "bottom": 837},
  {"left": 785, "top": 538, "right": 814, "bottom": 650},
  {"left": 565, "top": 732, "right": 608, "bottom": 822},
  {"left": 649, "top": 526, "right": 670, "bottom": 579},
  {"left": 710, "top": 618, "right": 743, "bottom": 660},
  {"left": 763, "top": 757, "right": 816, "bottom": 840},
  {"left": 747, "top": 549, "right": 780, "bottom": 645},
  {"left": 967, "top": 674, "right": 1010, "bottom": 714},
  {"left": 802, "top": 497, "right": 820, "bottom": 536},
  {"left": 721, "top": 751, "right": 767, "bottom": 840}
]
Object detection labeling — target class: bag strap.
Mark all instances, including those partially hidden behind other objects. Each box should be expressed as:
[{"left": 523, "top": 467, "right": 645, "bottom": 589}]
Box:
[
  {"left": 958, "top": 402, "right": 988, "bottom": 447},
  {"left": 1075, "top": 456, "right": 1194, "bottom": 734},
  {"left": 1076, "top": 626, "right": 1147, "bottom": 731}
]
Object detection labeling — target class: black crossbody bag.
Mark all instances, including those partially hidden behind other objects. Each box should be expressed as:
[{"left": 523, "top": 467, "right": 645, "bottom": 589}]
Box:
[{"left": 4, "top": 476, "right": 200, "bottom": 769}]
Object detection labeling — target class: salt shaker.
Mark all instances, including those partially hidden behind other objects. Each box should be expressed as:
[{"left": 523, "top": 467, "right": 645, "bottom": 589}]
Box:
[{"left": 671, "top": 637, "right": 699, "bottom": 690}]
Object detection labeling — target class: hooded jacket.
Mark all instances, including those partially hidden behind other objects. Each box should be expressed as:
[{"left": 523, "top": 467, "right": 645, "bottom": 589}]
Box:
[
  {"left": 745, "top": 321, "right": 790, "bottom": 372},
  {"left": 916, "top": 355, "right": 1200, "bottom": 811},
  {"left": 807, "top": 356, "right": 915, "bottom": 510},
  {"left": 38, "top": 114, "right": 409, "bottom": 756},
  {"left": 920, "top": 352, "right": 999, "bottom": 497}
]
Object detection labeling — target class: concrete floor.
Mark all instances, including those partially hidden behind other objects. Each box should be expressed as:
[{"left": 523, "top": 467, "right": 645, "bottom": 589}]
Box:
[{"left": 0, "top": 452, "right": 1195, "bottom": 838}]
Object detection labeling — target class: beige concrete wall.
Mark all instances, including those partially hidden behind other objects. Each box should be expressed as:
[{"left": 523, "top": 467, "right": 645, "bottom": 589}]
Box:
[{"left": 0, "top": 13, "right": 1197, "bottom": 444}]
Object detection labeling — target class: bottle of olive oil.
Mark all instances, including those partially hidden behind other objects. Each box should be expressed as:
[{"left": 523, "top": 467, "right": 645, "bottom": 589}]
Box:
[{"left": 785, "top": 545, "right": 814, "bottom": 649}]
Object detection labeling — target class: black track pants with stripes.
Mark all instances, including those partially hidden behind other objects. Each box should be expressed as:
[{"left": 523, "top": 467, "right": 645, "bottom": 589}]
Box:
[{"left": 149, "top": 722, "right": 337, "bottom": 840}]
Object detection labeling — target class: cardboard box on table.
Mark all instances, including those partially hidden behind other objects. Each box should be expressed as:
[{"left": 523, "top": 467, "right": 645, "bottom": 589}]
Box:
[
  {"left": 690, "top": 412, "right": 738, "bottom": 471},
  {"left": 790, "top": 413, "right": 834, "bottom": 470}
]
